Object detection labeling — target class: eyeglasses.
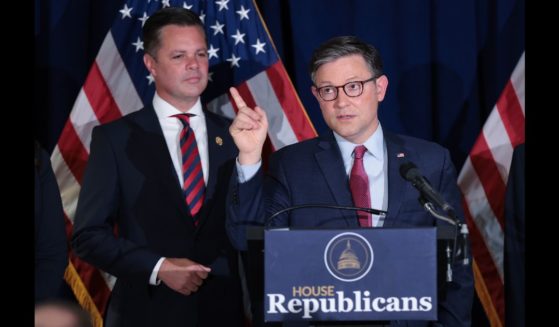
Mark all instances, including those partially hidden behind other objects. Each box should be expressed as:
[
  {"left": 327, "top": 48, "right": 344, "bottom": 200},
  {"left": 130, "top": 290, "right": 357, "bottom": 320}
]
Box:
[{"left": 315, "top": 76, "right": 377, "bottom": 101}]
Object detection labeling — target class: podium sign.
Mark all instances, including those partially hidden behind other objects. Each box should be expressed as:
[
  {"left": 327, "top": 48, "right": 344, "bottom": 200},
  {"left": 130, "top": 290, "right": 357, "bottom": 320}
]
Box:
[{"left": 264, "top": 228, "right": 437, "bottom": 322}]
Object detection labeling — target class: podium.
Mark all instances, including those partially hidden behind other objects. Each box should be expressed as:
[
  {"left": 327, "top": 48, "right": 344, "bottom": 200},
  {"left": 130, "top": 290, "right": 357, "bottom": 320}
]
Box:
[{"left": 244, "top": 225, "right": 456, "bottom": 324}]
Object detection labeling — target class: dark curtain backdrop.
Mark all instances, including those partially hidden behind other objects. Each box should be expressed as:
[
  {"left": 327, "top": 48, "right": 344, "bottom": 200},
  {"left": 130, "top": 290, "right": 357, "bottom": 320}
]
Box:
[{"left": 34, "top": 0, "right": 525, "bottom": 325}]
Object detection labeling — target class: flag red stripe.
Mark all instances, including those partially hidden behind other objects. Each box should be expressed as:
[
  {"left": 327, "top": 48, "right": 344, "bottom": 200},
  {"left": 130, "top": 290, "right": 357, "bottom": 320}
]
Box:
[
  {"left": 472, "top": 262, "right": 503, "bottom": 327},
  {"left": 57, "top": 121, "right": 90, "bottom": 183},
  {"left": 463, "top": 199, "right": 504, "bottom": 322},
  {"left": 468, "top": 136, "right": 506, "bottom": 228},
  {"left": 64, "top": 215, "right": 111, "bottom": 315},
  {"left": 266, "top": 62, "right": 317, "bottom": 140},
  {"left": 496, "top": 82, "right": 525, "bottom": 147},
  {"left": 69, "top": 251, "right": 112, "bottom": 315},
  {"left": 83, "top": 63, "right": 123, "bottom": 124}
]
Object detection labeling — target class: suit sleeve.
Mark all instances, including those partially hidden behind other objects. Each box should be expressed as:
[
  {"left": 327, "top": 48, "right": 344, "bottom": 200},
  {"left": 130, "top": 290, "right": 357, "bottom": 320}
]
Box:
[
  {"left": 71, "top": 127, "right": 160, "bottom": 282},
  {"left": 263, "top": 153, "right": 292, "bottom": 228},
  {"left": 435, "top": 148, "right": 474, "bottom": 326},
  {"left": 226, "top": 164, "right": 265, "bottom": 251},
  {"left": 35, "top": 147, "right": 68, "bottom": 302},
  {"left": 226, "top": 151, "right": 294, "bottom": 250}
]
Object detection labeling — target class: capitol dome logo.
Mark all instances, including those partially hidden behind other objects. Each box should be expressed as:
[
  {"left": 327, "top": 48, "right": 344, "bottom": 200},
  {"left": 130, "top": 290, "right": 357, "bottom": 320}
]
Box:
[{"left": 324, "top": 232, "right": 373, "bottom": 282}]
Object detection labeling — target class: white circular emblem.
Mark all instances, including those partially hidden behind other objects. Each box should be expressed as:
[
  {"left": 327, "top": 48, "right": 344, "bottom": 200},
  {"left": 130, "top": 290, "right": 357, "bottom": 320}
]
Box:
[{"left": 324, "top": 232, "right": 374, "bottom": 282}]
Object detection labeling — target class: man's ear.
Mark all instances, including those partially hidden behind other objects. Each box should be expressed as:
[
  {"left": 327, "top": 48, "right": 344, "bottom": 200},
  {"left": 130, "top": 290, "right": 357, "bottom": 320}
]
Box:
[
  {"left": 143, "top": 53, "right": 156, "bottom": 77},
  {"left": 311, "top": 86, "right": 320, "bottom": 101},
  {"left": 375, "top": 75, "right": 389, "bottom": 102}
]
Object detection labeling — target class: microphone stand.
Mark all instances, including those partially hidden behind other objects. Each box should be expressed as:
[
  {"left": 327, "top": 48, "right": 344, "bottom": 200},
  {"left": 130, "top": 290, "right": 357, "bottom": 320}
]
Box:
[
  {"left": 266, "top": 204, "right": 387, "bottom": 229},
  {"left": 419, "top": 197, "right": 469, "bottom": 283}
]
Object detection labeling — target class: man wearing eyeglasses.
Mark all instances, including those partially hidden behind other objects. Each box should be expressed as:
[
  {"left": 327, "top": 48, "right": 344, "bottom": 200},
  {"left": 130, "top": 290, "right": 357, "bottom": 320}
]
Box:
[{"left": 227, "top": 36, "right": 473, "bottom": 326}]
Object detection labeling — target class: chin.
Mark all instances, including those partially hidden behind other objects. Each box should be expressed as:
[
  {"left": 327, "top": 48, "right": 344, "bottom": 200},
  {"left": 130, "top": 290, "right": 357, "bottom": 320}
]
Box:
[
  {"left": 339, "top": 131, "right": 363, "bottom": 143},
  {"left": 182, "top": 87, "right": 205, "bottom": 97},
  {"left": 335, "top": 126, "right": 357, "bottom": 136}
]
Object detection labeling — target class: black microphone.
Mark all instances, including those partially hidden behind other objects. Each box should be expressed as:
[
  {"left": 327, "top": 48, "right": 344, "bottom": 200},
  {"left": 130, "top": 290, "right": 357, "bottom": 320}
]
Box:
[
  {"left": 400, "top": 162, "right": 471, "bottom": 271},
  {"left": 266, "top": 204, "right": 387, "bottom": 227},
  {"left": 399, "top": 161, "right": 455, "bottom": 214}
]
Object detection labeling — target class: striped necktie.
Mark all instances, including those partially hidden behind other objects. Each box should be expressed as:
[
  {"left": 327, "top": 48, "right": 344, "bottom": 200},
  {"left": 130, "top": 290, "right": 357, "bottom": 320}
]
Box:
[
  {"left": 173, "top": 114, "right": 205, "bottom": 223},
  {"left": 349, "top": 145, "right": 372, "bottom": 227}
]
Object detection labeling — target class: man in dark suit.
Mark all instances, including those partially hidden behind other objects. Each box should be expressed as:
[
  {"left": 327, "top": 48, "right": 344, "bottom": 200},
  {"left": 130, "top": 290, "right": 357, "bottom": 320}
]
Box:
[
  {"left": 504, "top": 143, "right": 525, "bottom": 327},
  {"left": 35, "top": 141, "right": 68, "bottom": 302},
  {"left": 227, "top": 36, "right": 473, "bottom": 326},
  {"left": 72, "top": 8, "right": 244, "bottom": 327}
]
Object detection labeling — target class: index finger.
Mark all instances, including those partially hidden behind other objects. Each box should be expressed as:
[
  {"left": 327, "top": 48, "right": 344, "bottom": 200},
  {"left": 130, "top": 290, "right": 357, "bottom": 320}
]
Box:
[{"left": 229, "top": 87, "right": 248, "bottom": 109}]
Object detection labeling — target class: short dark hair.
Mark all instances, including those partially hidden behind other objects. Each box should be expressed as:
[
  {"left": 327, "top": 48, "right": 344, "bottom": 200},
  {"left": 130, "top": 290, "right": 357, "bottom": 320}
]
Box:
[
  {"left": 142, "top": 7, "right": 205, "bottom": 57},
  {"left": 309, "top": 36, "right": 384, "bottom": 84},
  {"left": 35, "top": 300, "right": 93, "bottom": 327}
]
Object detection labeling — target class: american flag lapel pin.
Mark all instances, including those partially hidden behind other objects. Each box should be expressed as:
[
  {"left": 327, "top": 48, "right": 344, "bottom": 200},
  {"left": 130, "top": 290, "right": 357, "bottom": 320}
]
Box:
[
  {"left": 397, "top": 152, "right": 405, "bottom": 158},
  {"left": 215, "top": 136, "right": 223, "bottom": 146}
]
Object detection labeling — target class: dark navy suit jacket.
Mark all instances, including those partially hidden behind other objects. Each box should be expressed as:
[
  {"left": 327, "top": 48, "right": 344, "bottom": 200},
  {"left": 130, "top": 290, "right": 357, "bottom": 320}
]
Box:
[
  {"left": 228, "top": 131, "right": 473, "bottom": 327},
  {"left": 35, "top": 142, "right": 68, "bottom": 302},
  {"left": 504, "top": 143, "right": 525, "bottom": 327},
  {"left": 72, "top": 106, "right": 244, "bottom": 327}
]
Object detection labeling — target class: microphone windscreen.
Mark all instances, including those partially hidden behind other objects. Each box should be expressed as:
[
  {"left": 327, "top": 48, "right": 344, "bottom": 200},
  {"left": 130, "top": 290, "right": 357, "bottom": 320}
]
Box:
[{"left": 399, "top": 161, "right": 420, "bottom": 181}]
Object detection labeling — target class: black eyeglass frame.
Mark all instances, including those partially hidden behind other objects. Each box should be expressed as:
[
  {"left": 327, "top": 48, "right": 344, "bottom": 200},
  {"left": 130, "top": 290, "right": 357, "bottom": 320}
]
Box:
[{"left": 314, "top": 76, "right": 379, "bottom": 101}]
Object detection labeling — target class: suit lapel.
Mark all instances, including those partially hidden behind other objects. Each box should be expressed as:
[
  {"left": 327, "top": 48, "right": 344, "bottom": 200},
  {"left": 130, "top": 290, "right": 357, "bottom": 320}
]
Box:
[
  {"left": 383, "top": 132, "right": 415, "bottom": 227},
  {"left": 204, "top": 115, "right": 222, "bottom": 203},
  {"left": 314, "top": 133, "right": 357, "bottom": 226},
  {"left": 130, "top": 106, "right": 192, "bottom": 222}
]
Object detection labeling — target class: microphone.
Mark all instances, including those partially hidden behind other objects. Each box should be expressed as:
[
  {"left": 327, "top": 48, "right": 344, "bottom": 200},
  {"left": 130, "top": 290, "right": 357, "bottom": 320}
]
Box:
[
  {"left": 266, "top": 204, "right": 387, "bottom": 227},
  {"left": 399, "top": 161, "right": 455, "bottom": 214},
  {"left": 399, "top": 162, "right": 470, "bottom": 268}
]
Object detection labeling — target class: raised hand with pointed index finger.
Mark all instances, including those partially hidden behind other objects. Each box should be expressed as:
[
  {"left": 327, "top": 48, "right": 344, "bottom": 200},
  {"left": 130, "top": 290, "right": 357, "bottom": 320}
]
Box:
[{"left": 228, "top": 87, "right": 269, "bottom": 165}]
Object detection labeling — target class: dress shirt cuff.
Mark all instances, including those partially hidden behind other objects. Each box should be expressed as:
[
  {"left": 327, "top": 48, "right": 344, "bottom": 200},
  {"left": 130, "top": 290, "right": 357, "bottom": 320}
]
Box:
[
  {"left": 236, "top": 157, "right": 261, "bottom": 183},
  {"left": 149, "top": 257, "right": 166, "bottom": 285}
]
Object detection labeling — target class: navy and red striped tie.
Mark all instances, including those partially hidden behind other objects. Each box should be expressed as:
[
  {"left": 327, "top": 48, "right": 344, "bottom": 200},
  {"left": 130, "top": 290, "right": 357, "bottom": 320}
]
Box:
[{"left": 173, "top": 114, "right": 205, "bottom": 223}]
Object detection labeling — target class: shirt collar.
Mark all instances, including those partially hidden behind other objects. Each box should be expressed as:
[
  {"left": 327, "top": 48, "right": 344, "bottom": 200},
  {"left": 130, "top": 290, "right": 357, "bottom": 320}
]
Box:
[
  {"left": 334, "top": 124, "right": 385, "bottom": 161},
  {"left": 152, "top": 92, "right": 204, "bottom": 120}
]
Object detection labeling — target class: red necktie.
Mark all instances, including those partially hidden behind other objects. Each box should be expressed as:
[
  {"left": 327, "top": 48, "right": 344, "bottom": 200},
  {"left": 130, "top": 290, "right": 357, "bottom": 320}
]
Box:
[
  {"left": 173, "top": 114, "right": 205, "bottom": 223},
  {"left": 349, "top": 145, "right": 372, "bottom": 227}
]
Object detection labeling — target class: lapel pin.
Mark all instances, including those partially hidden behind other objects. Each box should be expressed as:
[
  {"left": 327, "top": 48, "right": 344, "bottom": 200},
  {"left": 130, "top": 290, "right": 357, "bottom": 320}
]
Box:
[
  {"left": 397, "top": 152, "right": 405, "bottom": 158},
  {"left": 215, "top": 136, "right": 223, "bottom": 146}
]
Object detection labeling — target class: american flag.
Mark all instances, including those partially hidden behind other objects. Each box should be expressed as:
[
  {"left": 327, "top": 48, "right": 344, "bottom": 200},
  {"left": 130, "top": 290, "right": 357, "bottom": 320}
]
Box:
[
  {"left": 458, "top": 52, "right": 525, "bottom": 327},
  {"left": 52, "top": 0, "right": 316, "bottom": 325}
]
